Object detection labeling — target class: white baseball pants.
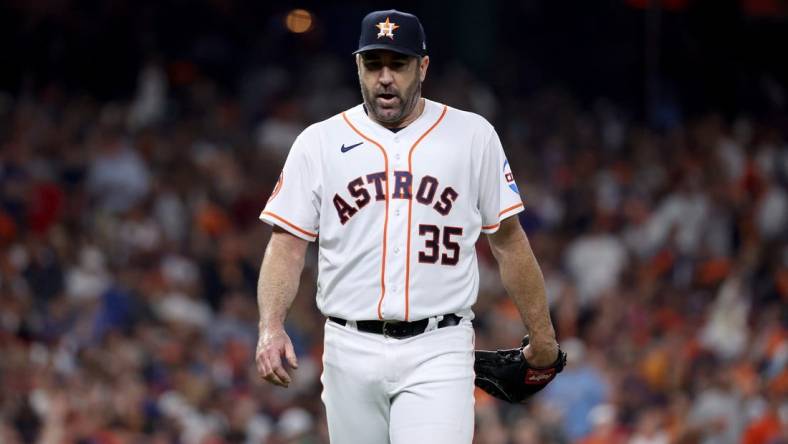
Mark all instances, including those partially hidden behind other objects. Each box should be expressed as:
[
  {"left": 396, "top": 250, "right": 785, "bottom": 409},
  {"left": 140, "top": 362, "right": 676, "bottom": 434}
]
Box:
[{"left": 320, "top": 318, "right": 475, "bottom": 444}]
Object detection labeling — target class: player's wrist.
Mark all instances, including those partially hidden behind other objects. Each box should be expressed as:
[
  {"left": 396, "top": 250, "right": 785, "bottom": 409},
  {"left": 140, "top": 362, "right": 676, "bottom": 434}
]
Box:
[
  {"left": 526, "top": 335, "right": 558, "bottom": 351},
  {"left": 258, "top": 320, "right": 286, "bottom": 334}
]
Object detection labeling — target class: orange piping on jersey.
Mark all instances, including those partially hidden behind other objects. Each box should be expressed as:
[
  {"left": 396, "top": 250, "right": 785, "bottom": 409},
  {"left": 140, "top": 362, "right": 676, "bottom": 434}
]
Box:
[
  {"left": 342, "top": 112, "right": 390, "bottom": 320},
  {"left": 404, "top": 104, "right": 448, "bottom": 321},
  {"left": 481, "top": 203, "right": 525, "bottom": 231},
  {"left": 262, "top": 211, "right": 318, "bottom": 238},
  {"left": 499, "top": 202, "right": 524, "bottom": 217}
]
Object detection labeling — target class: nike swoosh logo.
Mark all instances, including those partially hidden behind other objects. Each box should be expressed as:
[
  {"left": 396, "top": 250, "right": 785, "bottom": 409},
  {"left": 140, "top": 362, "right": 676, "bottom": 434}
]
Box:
[{"left": 341, "top": 142, "right": 363, "bottom": 153}]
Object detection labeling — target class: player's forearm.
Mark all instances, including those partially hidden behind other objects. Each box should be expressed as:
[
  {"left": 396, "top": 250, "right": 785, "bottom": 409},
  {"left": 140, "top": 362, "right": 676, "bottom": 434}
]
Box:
[
  {"left": 258, "top": 231, "right": 308, "bottom": 332},
  {"left": 489, "top": 222, "right": 556, "bottom": 347}
]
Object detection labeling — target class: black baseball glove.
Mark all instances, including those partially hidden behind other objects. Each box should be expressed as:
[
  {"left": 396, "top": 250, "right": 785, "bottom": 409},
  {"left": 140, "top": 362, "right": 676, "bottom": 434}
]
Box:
[{"left": 474, "top": 336, "right": 567, "bottom": 403}]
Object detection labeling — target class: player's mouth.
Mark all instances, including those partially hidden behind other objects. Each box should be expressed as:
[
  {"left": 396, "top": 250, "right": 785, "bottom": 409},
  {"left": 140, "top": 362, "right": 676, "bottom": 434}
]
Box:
[{"left": 376, "top": 93, "right": 399, "bottom": 107}]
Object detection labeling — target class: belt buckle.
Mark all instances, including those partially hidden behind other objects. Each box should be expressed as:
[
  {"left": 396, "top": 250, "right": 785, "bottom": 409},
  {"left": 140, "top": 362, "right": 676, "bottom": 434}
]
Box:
[
  {"left": 382, "top": 320, "right": 403, "bottom": 339},
  {"left": 382, "top": 320, "right": 393, "bottom": 338}
]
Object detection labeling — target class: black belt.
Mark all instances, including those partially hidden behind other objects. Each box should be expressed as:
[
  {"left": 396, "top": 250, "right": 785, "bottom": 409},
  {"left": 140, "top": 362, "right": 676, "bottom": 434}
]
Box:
[{"left": 328, "top": 314, "right": 462, "bottom": 339}]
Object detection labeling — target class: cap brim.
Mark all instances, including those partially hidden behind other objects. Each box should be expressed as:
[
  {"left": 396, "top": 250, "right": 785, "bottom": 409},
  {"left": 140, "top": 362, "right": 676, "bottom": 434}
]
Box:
[{"left": 353, "top": 44, "right": 423, "bottom": 58}]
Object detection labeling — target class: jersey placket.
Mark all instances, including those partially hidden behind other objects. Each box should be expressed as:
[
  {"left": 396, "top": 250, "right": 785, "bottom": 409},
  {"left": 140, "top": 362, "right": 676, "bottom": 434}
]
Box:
[{"left": 380, "top": 131, "right": 409, "bottom": 320}]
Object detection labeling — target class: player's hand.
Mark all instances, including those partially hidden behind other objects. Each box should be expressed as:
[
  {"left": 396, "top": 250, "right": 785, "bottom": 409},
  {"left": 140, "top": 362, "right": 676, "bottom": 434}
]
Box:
[
  {"left": 522, "top": 339, "right": 559, "bottom": 368},
  {"left": 256, "top": 328, "right": 299, "bottom": 387}
]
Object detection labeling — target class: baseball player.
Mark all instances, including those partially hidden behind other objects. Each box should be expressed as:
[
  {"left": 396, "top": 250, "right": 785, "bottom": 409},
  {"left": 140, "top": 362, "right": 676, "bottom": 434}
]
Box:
[{"left": 255, "top": 9, "right": 559, "bottom": 443}]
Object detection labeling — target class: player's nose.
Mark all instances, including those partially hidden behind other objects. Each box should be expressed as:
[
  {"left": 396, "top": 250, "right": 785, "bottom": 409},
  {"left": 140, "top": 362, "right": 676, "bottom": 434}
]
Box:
[{"left": 378, "top": 66, "right": 394, "bottom": 85}]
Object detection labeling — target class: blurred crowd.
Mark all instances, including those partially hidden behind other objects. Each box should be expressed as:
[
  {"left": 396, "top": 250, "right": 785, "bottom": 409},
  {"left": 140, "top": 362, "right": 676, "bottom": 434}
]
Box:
[{"left": 1, "top": 48, "right": 788, "bottom": 444}]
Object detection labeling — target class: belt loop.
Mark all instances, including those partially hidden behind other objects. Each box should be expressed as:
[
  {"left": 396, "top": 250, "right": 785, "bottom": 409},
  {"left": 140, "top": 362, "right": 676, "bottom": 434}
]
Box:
[
  {"left": 346, "top": 320, "right": 358, "bottom": 331},
  {"left": 425, "top": 315, "right": 440, "bottom": 332}
]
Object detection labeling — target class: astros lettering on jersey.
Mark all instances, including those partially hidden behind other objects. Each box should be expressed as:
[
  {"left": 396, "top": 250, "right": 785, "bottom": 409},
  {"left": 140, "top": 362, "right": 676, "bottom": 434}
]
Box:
[{"left": 261, "top": 99, "right": 523, "bottom": 322}]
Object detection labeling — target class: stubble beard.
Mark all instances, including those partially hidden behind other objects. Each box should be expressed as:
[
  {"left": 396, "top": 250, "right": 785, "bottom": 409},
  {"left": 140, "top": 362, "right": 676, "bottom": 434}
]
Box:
[{"left": 360, "top": 78, "right": 422, "bottom": 128}]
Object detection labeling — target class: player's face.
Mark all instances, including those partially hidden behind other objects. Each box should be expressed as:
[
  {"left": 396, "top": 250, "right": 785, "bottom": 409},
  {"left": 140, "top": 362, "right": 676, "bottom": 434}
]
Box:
[{"left": 357, "top": 50, "right": 429, "bottom": 127}]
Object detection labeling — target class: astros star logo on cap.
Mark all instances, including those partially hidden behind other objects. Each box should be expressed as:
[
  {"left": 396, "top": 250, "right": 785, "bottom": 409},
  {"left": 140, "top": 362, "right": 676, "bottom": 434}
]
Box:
[{"left": 376, "top": 17, "right": 399, "bottom": 39}]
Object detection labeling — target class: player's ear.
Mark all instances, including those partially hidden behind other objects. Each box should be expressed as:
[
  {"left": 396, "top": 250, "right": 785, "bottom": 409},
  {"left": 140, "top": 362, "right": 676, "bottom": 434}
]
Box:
[
  {"left": 419, "top": 56, "right": 429, "bottom": 82},
  {"left": 356, "top": 54, "right": 362, "bottom": 75}
]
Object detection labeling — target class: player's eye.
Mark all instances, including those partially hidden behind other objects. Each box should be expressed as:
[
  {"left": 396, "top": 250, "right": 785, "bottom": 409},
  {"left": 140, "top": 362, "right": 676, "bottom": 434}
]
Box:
[{"left": 364, "top": 60, "right": 382, "bottom": 70}]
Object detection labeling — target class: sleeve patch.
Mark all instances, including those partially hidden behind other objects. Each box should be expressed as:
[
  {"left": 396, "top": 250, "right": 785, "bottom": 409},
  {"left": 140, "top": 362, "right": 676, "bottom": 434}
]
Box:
[
  {"left": 268, "top": 171, "right": 284, "bottom": 203},
  {"left": 503, "top": 159, "right": 519, "bottom": 194}
]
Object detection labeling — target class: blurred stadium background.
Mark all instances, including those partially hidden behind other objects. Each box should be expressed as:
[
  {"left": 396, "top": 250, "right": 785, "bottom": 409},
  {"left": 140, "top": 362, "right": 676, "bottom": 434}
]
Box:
[{"left": 1, "top": 1, "right": 787, "bottom": 443}]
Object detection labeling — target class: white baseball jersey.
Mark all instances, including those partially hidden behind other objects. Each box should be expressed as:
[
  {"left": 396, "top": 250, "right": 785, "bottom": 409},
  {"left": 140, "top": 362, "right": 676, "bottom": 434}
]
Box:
[{"left": 260, "top": 98, "right": 523, "bottom": 321}]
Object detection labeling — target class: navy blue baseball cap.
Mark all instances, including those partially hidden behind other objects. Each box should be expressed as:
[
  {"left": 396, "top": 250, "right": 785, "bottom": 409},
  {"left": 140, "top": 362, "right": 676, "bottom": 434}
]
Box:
[{"left": 354, "top": 10, "right": 427, "bottom": 57}]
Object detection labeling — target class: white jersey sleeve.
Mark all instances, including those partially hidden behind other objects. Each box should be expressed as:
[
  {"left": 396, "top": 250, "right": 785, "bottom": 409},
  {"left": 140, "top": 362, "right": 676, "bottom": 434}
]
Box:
[
  {"left": 260, "top": 129, "right": 321, "bottom": 241},
  {"left": 478, "top": 125, "right": 524, "bottom": 234}
]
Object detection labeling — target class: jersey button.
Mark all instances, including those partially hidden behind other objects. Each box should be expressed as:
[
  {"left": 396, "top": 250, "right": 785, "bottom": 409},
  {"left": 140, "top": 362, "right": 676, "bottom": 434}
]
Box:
[
  {"left": 394, "top": 153, "right": 401, "bottom": 160},
  {"left": 394, "top": 247, "right": 400, "bottom": 254}
]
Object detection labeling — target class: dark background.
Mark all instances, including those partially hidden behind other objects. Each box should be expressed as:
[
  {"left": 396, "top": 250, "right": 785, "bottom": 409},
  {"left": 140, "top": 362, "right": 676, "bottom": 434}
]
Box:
[{"left": 2, "top": 0, "right": 786, "bottom": 121}]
